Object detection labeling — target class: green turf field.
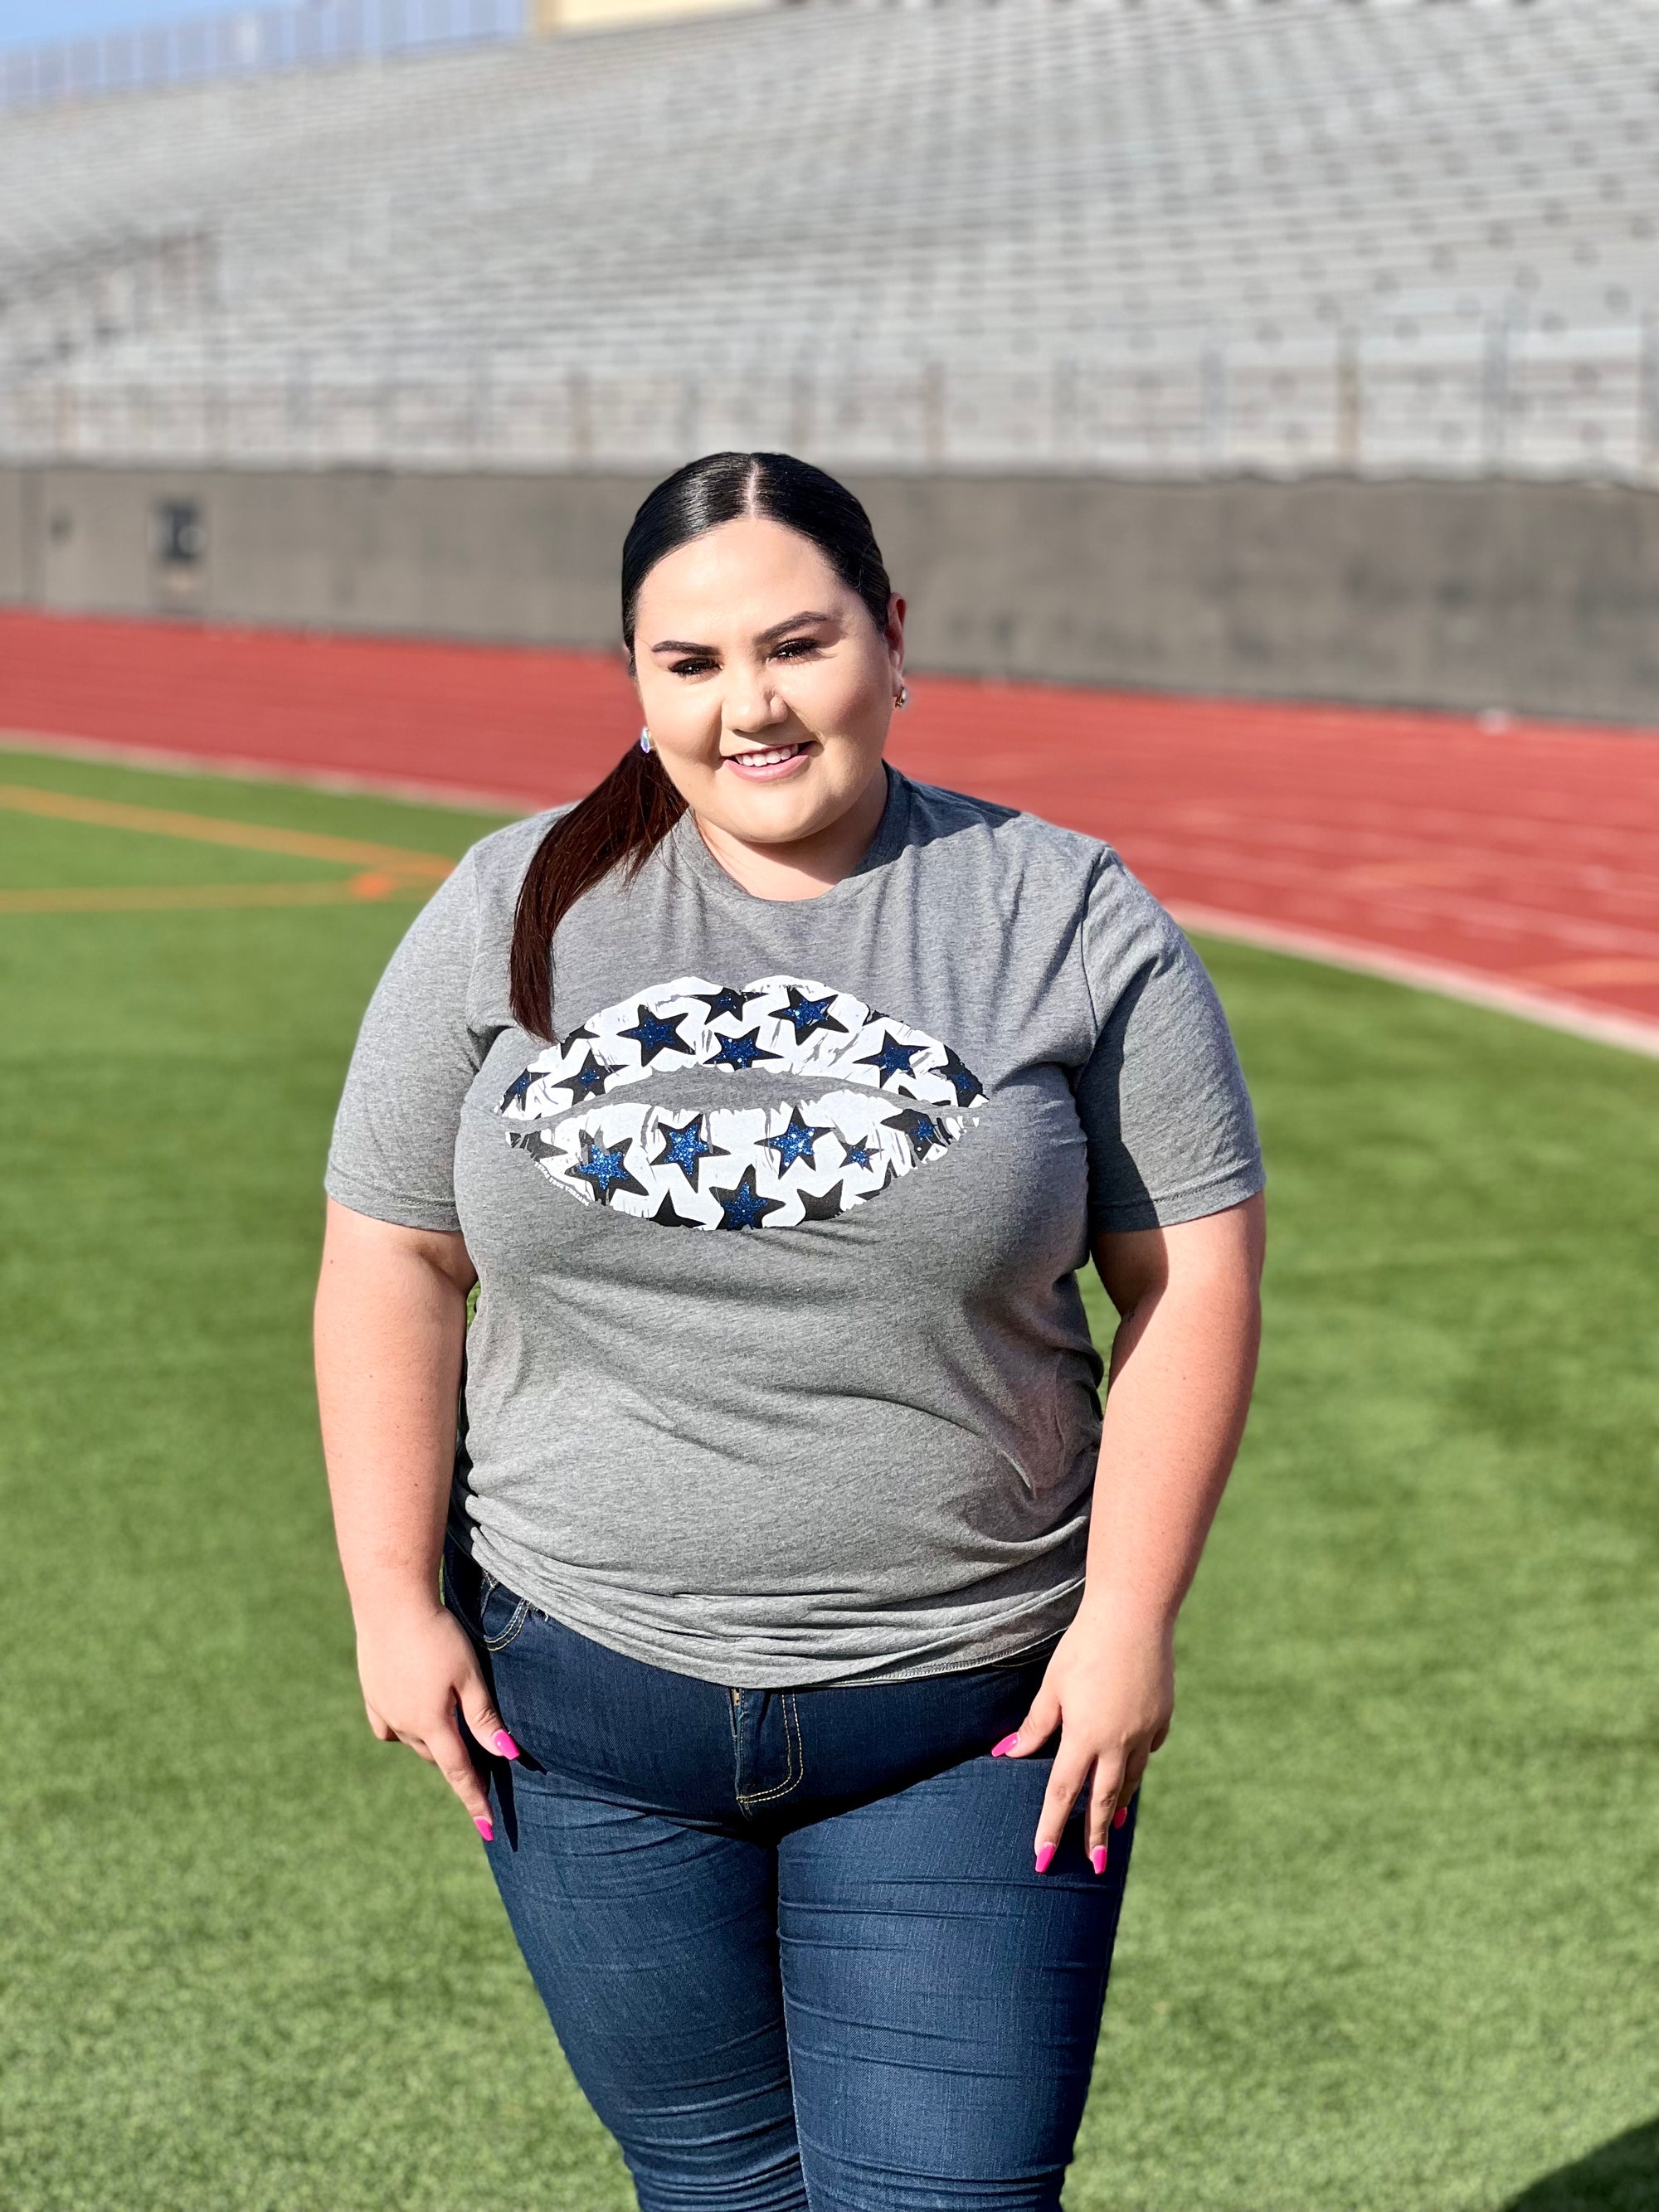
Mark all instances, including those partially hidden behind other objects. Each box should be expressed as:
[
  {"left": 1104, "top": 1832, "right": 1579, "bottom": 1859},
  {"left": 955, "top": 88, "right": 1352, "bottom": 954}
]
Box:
[{"left": 2, "top": 746, "right": 1654, "bottom": 2212}]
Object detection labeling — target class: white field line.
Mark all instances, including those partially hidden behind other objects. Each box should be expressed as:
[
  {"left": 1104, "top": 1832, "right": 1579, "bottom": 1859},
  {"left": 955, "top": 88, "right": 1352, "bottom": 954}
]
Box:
[
  {"left": 1172, "top": 902, "right": 1659, "bottom": 1062},
  {"left": 0, "top": 727, "right": 533, "bottom": 818}
]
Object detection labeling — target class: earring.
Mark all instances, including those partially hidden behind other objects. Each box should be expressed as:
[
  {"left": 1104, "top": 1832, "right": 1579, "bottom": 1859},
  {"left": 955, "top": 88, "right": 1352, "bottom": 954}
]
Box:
[
  {"left": 893, "top": 683, "right": 908, "bottom": 709},
  {"left": 638, "top": 726, "right": 653, "bottom": 753}
]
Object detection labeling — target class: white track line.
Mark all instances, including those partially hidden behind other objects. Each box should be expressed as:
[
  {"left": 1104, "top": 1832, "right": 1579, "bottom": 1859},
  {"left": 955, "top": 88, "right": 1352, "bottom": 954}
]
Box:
[{"left": 1172, "top": 902, "right": 1659, "bottom": 1062}]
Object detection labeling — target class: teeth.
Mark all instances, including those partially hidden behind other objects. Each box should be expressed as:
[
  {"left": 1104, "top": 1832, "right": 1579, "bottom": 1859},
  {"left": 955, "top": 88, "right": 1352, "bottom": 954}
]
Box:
[{"left": 731, "top": 745, "right": 802, "bottom": 768}]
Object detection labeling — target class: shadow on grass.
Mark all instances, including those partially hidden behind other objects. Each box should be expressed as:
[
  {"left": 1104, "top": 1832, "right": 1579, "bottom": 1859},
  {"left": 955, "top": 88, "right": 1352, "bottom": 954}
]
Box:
[{"left": 1502, "top": 2117, "right": 1659, "bottom": 2212}]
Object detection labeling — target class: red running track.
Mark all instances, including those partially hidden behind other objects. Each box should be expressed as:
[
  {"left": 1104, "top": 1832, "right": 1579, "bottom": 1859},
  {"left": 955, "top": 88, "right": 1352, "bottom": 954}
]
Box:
[{"left": 3, "top": 610, "right": 1657, "bottom": 1053}]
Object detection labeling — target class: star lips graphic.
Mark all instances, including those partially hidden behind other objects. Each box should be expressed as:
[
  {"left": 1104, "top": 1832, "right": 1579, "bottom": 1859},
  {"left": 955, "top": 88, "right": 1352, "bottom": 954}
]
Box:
[{"left": 494, "top": 974, "right": 983, "bottom": 1230}]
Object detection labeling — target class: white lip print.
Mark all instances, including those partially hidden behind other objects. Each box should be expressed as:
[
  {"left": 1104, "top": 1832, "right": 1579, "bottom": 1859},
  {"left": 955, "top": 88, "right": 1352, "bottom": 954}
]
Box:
[{"left": 497, "top": 975, "right": 985, "bottom": 1230}]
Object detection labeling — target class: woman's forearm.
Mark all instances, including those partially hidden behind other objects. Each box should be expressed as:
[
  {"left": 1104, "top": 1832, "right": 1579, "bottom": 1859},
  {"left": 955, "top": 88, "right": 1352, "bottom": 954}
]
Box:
[
  {"left": 1079, "top": 1194, "right": 1265, "bottom": 1633},
  {"left": 314, "top": 1199, "right": 476, "bottom": 1626}
]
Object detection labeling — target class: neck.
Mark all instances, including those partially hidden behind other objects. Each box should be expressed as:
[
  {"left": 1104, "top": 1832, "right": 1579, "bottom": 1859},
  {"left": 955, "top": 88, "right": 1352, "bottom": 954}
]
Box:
[{"left": 690, "top": 762, "right": 890, "bottom": 902}]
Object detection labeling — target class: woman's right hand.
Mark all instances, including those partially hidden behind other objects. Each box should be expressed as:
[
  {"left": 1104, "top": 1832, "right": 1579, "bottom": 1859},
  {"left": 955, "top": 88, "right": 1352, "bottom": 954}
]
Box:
[{"left": 354, "top": 1602, "right": 520, "bottom": 1838}]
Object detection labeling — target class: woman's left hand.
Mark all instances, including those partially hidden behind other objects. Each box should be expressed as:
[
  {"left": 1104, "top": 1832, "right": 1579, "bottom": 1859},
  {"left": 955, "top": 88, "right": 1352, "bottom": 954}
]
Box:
[{"left": 992, "top": 1602, "right": 1175, "bottom": 1873}]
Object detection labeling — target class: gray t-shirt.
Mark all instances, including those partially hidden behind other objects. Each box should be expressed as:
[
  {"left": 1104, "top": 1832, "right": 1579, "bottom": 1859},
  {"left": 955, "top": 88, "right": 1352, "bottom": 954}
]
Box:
[{"left": 324, "top": 766, "right": 1263, "bottom": 1688}]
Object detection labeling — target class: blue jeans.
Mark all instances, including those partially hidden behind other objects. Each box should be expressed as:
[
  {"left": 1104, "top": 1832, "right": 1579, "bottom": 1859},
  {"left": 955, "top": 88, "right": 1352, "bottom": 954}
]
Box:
[{"left": 444, "top": 1536, "right": 1138, "bottom": 2212}]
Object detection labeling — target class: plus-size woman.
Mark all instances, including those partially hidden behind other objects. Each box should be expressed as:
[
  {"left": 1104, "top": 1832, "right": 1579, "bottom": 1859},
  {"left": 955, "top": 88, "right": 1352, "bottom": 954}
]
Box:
[{"left": 314, "top": 450, "right": 1266, "bottom": 2212}]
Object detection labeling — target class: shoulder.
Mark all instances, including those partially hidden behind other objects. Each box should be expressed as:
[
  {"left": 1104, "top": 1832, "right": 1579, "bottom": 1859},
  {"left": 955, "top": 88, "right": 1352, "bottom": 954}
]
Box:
[
  {"left": 453, "top": 804, "right": 577, "bottom": 931},
  {"left": 898, "top": 771, "right": 1136, "bottom": 911}
]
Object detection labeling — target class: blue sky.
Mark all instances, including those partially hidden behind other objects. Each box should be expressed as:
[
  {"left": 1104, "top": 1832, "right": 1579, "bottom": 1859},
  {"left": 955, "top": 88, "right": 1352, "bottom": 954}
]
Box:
[{"left": 0, "top": 2, "right": 256, "bottom": 49}]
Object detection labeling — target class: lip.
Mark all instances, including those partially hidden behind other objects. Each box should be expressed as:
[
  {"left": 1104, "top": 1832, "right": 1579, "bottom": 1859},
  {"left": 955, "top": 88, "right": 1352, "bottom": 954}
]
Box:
[{"left": 722, "top": 742, "right": 813, "bottom": 782}]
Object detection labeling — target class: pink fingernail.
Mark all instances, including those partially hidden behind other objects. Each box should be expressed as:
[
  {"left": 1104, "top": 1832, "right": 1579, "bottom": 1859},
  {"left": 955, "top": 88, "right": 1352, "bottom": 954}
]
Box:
[
  {"left": 1034, "top": 1840, "right": 1056, "bottom": 1874},
  {"left": 1090, "top": 1845, "right": 1107, "bottom": 1874},
  {"left": 1113, "top": 1805, "right": 1129, "bottom": 1829},
  {"left": 474, "top": 1816, "right": 494, "bottom": 1841},
  {"left": 493, "top": 1731, "right": 520, "bottom": 1759},
  {"left": 990, "top": 1733, "right": 1019, "bottom": 1757}
]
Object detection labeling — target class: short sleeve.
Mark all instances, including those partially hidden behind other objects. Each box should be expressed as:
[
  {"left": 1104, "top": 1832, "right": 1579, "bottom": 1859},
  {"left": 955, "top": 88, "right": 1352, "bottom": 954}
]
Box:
[
  {"left": 324, "top": 847, "right": 487, "bottom": 1233},
  {"left": 1073, "top": 852, "right": 1264, "bottom": 1234}
]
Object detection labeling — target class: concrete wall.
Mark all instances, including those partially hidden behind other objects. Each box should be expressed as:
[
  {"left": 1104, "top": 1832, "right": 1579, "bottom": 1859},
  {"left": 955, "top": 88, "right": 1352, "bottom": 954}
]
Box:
[{"left": 3, "top": 460, "right": 1657, "bottom": 722}]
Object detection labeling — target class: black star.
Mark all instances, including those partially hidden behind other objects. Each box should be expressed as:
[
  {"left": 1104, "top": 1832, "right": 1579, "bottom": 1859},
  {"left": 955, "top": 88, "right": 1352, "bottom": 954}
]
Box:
[
  {"left": 837, "top": 1133, "right": 875, "bottom": 1172},
  {"left": 936, "top": 1047, "right": 985, "bottom": 1107},
  {"left": 507, "top": 1128, "right": 551, "bottom": 1156},
  {"left": 796, "top": 1181, "right": 846, "bottom": 1223},
  {"left": 697, "top": 985, "right": 752, "bottom": 1023},
  {"left": 651, "top": 1113, "right": 727, "bottom": 1190},
  {"left": 856, "top": 1030, "right": 922, "bottom": 1087},
  {"left": 618, "top": 1003, "right": 691, "bottom": 1066},
  {"left": 499, "top": 1067, "right": 536, "bottom": 1111},
  {"left": 883, "top": 1108, "right": 953, "bottom": 1161},
  {"left": 779, "top": 986, "right": 849, "bottom": 1043},
  {"left": 761, "top": 1105, "right": 833, "bottom": 1175},
  {"left": 709, "top": 1164, "right": 784, "bottom": 1231},
  {"left": 559, "top": 1023, "right": 596, "bottom": 1048},
  {"left": 710, "top": 1028, "right": 781, "bottom": 1074},
  {"left": 567, "top": 1051, "right": 617, "bottom": 1101},
  {"left": 651, "top": 1190, "right": 703, "bottom": 1228},
  {"left": 571, "top": 1131, "right": 647, "bottom": 1207}
]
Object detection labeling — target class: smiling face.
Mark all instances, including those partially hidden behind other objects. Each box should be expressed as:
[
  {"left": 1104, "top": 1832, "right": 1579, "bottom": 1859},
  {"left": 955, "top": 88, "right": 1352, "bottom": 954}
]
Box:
[{"left": 630, "top": 513, "right": 905, "bottom": 858}]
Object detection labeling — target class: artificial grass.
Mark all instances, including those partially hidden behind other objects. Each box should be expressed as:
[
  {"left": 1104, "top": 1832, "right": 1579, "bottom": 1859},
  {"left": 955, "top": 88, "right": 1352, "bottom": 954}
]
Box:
[{"left": 1, "top": 751, "right": 1654, "bottom": 2212}]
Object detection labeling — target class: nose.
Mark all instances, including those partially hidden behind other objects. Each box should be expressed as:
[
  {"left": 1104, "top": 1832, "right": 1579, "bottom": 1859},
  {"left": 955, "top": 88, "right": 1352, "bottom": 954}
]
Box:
[{"left": 725, "top": 661, "right": 791, "bottom": 739}]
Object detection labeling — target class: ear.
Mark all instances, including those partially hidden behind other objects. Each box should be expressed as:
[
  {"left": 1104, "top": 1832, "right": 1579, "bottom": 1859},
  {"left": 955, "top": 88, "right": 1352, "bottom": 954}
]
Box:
[{"left": 885, "top": 592, "right": 907, "bottom": 664}]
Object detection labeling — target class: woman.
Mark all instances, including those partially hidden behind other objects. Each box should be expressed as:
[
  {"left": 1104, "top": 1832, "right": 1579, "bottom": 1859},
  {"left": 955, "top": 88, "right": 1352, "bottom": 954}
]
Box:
[{"left": 315, "top": 450, "right": 1265, "bottom": 2211}]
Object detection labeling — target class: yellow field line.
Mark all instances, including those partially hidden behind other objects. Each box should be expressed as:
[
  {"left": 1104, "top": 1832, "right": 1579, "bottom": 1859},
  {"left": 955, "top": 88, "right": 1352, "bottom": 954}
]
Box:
[
  {"left": 0, "top": 877, "right": 427, "bottom": 915},
  {"left": 0, "top": 781, "right": 455, "bottom": 880}
]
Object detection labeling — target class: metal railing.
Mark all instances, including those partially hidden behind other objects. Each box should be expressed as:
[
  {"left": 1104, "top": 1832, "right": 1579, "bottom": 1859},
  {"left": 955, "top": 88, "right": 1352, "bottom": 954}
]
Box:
[
  {"left": 5, "top": 320, "right": 1658, "bottom": 480},
  {"left": 0, "top": 0, "right": 525, "bottom": 113}
]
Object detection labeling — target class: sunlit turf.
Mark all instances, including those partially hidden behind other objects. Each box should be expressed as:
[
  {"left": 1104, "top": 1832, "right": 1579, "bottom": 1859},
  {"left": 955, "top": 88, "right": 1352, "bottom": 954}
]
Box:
[{"left": 2, "top": 747, "right": 1654, "bottom": 2212}]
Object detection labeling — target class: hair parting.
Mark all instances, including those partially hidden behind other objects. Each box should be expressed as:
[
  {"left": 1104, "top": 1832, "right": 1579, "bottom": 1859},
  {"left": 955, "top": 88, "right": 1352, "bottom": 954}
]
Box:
[{"left": 507, "top": 450, "right": 894, "bottom": 1039}]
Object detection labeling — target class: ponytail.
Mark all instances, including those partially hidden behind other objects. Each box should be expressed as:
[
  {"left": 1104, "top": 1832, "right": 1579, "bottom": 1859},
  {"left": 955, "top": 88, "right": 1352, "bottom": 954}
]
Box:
[
  {"left": 507, "top": 448, "right": 893, "bottom": 1041},
  {"left": 508, "top": 739, "right": 685, "bottom": 1039}
]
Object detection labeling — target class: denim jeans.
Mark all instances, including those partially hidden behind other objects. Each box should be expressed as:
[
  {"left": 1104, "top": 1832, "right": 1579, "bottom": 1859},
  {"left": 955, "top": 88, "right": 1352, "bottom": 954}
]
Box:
[{"left": 444, "top": 1535, "right": 1138, "bottom": 2212}]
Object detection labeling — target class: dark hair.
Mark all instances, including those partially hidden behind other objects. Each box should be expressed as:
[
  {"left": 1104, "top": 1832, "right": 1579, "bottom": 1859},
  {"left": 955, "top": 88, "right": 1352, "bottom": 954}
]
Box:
[{"left": 508, "top": 450, "right": 895, "bottom": 1039}]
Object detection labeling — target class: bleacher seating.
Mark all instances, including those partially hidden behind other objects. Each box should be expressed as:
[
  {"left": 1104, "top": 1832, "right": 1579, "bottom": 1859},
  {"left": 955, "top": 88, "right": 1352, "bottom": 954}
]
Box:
[{"left": 1, "top": 0, "right": 1654, "bottom": 478}]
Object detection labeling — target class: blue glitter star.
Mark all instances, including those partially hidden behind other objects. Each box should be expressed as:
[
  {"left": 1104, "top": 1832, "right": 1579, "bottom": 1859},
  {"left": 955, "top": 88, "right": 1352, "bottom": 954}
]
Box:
[
  {"left": 567, "top": 1051, "right": 617, "bottom": 1101},
  {"left": 779, "top": 987, "right": 848, "bottom": 1043},
  {"left": 499, "top": 1067, "right": 535, "bottom": 1111},
  {"left": 652, "top": 1113, "right": 726, "bottom": 1189},
  {"left": 838, "top": 1134, "right": 875, "bottom": 1172},
  {"left": 571, "top": 1132, "right": 646, "bottom": 1206},
  {"left": 619, "top": 1003, "right": 691, "bottom": 1065},
  {"left": 937, "top": 1047, "right": 985, "bottom": 1106},
  {"left": 762, "top": 1106, "right": 833, "bottom": 1175},
  {"left": 883, "top": 1108, "right": 951, "bottom": 1160},
  {"left": 710, "top": 1028, "right": 780, "bottom": 1073},
  {"left": 697, "top": 985, "right": 752, "bottom": 1023},
  {"left": 710, "top": 1164, "right": 783, "bottom": 1231},
  {"left": 856, "top": 1030, "right": 921, "bottom": 1086}
]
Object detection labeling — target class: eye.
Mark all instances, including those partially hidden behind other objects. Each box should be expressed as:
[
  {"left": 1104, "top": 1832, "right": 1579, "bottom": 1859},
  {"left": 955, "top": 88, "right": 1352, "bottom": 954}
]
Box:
[
  {"left": 669, "top": 657, "right": 717, "bottom": 678},
  {"left": 771, "top": 638, "right": 824, "bottom": 661}
]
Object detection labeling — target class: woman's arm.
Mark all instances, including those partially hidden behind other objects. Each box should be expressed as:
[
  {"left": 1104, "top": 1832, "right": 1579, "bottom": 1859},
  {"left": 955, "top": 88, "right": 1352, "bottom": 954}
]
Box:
[
  {"left": 314, "top": 1198, "right": 515, "bottom": 1835},
  {"left": 995, "top": 1190, "right": 1266, "bottom": 1870}
]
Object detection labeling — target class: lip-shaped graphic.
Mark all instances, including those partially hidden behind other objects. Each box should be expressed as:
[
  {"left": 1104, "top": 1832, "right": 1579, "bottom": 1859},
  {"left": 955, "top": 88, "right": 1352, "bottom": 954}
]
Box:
[{"left": 498, "top": 974, "right": 985, "bottom": 1230}]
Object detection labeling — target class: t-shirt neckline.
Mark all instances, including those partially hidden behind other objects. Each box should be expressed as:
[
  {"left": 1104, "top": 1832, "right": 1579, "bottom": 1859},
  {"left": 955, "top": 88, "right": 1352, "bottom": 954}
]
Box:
[{"left": 666, "top": 761, "right": 912, "bottom": 915}]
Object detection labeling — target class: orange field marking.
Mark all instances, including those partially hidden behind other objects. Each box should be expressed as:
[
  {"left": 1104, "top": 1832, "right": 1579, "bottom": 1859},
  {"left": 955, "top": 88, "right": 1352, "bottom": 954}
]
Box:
[
  {"left": 0, "top": 781, "right": 455, "bottom": 881},
  {"left": 0, "top": 778, "right": 455, "bottom": 916},
  {"left": 0, "top": 873, "right": 428, "bottom": 915}
]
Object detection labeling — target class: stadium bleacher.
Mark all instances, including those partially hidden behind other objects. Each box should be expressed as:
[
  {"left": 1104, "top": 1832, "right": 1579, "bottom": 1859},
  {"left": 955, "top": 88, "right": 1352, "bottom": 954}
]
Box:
[{"left": 1, "top": 0, "right": 1656, "bottom": 477}]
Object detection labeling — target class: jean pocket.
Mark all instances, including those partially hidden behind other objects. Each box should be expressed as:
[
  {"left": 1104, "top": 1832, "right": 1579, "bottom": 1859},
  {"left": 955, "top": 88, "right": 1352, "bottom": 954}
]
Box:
[
  {"left": 475, "top": 1572, "right": 533, "bottom": 1653},
  {"left": 443, "top": 1536, "right": 533, "bottom": 1654}
]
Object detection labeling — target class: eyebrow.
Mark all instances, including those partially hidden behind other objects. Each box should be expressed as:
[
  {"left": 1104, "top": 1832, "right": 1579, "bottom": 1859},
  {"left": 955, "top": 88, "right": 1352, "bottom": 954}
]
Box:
[{"left": 649, "top": 610, "right": 838, "bottom": 654}]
